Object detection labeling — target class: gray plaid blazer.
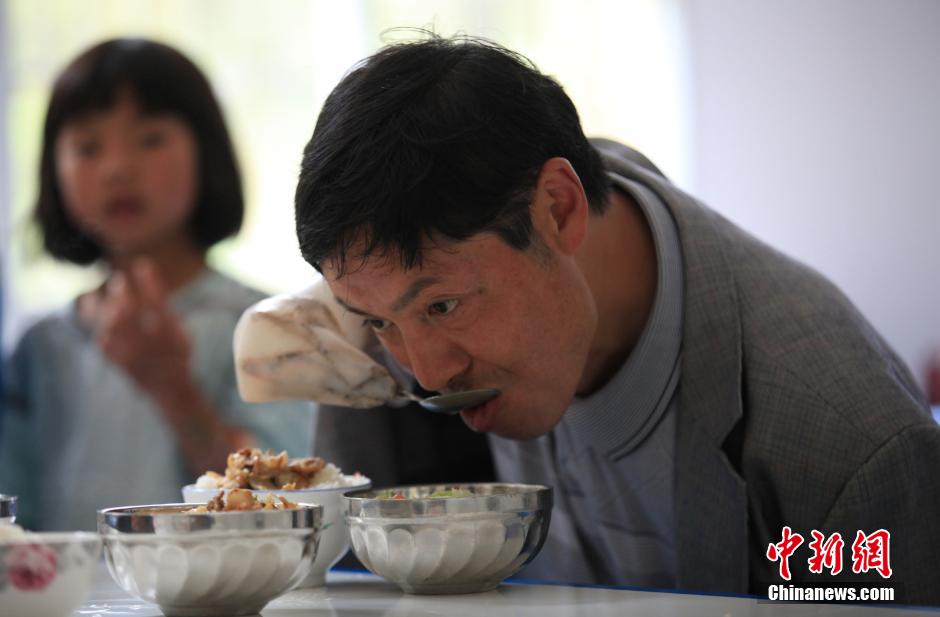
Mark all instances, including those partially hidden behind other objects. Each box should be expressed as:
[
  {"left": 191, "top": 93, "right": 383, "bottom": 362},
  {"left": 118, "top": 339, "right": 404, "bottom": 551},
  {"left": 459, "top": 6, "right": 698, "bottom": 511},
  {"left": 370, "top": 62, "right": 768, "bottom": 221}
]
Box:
[{"left": 593, "top": 139, "right": 940, "bottom": 605}]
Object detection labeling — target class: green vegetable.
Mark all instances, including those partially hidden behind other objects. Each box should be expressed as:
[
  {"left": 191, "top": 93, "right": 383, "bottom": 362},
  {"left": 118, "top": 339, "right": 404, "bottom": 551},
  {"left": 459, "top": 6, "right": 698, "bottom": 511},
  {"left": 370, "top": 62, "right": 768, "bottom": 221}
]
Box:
[
  {"left": 375, "top": 488, "right": 474, "bottom": 500},
  {"left": 427, "top": 489, "right": 473, "bottom": 498}
]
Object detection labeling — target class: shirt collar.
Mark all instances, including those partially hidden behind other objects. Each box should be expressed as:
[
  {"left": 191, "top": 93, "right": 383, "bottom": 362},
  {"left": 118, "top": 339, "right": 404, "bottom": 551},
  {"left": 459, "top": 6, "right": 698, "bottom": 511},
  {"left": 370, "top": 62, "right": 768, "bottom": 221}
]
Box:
[{"left": 561, "top": 175, "right": 684, "bottom": 457}]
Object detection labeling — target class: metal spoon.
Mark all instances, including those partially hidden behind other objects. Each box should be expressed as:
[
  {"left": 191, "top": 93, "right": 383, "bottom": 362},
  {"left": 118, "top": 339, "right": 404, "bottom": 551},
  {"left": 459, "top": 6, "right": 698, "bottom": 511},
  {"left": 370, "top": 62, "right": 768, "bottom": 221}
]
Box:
[{"left": 402, "top": 388, "right": 501, "bottom": 414}]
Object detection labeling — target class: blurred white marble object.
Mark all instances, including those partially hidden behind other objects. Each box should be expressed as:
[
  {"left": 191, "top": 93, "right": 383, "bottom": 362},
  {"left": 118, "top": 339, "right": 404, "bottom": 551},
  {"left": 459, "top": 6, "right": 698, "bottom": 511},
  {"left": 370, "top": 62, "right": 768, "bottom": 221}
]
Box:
[{"left": 234, "top": 281, "right": 400, "bottom": 408}]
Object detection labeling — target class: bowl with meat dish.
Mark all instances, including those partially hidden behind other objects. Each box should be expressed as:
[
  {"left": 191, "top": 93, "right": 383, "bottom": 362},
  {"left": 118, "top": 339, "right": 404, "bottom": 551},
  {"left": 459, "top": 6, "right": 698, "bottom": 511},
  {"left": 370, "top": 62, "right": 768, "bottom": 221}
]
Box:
[
  {"left": 344, "top": 483, "right": 552, "bottom": 594},
  {"left": 0, "top": 523, "right": 101, "bottom": 617},
  {"left": 182, "top": 448, "right": 370, "bottom": 587},
  {"left": 98, "top": 491, "right": 321, "bottom": 617}
]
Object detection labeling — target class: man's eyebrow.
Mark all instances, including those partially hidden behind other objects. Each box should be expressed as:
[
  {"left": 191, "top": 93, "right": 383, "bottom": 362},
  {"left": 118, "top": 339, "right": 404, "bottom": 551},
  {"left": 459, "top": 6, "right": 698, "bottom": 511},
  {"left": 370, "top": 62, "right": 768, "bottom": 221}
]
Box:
[
  {"left": 391, "top": 276, "right": 441, "bottom": 312},
  {"left": 334, "top": 297, "right": 369, "bottom": 316},
  {"left": 333, "top": 276, "right": 442, "bottom": 317}
]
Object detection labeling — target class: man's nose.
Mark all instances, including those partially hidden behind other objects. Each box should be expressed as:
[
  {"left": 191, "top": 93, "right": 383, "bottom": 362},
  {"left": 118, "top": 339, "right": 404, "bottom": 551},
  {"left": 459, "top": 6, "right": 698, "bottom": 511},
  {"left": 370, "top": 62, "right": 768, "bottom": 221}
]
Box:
[{"left": 396, "top": 334, "right": 471, "bottom": 393}]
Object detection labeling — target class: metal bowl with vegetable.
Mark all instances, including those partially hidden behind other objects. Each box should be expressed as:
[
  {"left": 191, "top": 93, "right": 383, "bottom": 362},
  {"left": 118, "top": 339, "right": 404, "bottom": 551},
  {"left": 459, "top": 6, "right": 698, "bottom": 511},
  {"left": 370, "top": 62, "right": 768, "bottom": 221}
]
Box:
[{"left": 344, "top": 483, "right": 552, "bottom": 594}]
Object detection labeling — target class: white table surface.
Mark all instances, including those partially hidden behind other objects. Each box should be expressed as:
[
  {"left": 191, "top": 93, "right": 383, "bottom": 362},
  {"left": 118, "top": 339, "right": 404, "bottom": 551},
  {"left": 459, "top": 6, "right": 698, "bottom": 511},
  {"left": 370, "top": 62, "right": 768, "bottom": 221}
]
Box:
[{"left": 73, "top": 563, "right": 940, "bottom": 617}]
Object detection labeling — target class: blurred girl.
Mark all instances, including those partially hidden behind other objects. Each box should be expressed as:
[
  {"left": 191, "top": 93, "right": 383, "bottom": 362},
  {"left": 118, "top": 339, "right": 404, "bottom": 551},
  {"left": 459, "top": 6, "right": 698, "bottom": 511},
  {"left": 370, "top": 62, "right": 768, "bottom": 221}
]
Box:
[{"left": 0, "top": 38, "right": 312, "bottom": 530}]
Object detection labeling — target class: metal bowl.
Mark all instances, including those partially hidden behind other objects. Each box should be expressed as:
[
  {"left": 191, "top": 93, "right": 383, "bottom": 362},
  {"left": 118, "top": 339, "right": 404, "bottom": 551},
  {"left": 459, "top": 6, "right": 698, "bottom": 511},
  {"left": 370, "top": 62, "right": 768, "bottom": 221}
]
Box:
[
  {"left": 182, "top": 474, "right": 371, "bottom": 588},
  {"left": 344, "top": 483, "right": 552, "bottom": 594},
  {"left": 98, "top": 503, "right": 322, "bottom": 617},
  {"left": 0, "top": 494, "right": 16, "bottom": 524}
]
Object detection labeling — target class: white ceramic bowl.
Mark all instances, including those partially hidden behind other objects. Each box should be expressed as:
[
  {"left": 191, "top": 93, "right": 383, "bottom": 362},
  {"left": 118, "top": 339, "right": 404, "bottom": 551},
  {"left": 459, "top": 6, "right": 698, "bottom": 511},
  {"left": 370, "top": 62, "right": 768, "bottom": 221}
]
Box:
[
  {"left": 182, "top": 474, "right": 370, "bottom": 587},
  {"left": 0, "top": 531, "right": 101, "bottom": 617},
  {"left": 345, "top": 483, "right": 553, "bottom": 594},
  {"left": 98, "top": 503, "right": 321, "bottom": 617}
]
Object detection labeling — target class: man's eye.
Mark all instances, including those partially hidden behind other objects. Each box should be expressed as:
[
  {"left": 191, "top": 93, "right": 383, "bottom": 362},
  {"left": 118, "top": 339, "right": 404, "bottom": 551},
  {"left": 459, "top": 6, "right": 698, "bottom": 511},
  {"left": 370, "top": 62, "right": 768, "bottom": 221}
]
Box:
[
  {"left": 428, "top": 299, "right": 459, "bottom": 316},
  {"left": 363, "top": 318, "right": 391, "bottom": 332}
]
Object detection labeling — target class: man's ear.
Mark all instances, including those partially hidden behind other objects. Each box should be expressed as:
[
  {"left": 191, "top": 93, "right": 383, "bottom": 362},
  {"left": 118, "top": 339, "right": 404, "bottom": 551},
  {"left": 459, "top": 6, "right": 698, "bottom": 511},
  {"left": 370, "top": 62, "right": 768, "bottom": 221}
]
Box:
[{"left": 531, "top": 157, "right": 589, "bottom": 255}]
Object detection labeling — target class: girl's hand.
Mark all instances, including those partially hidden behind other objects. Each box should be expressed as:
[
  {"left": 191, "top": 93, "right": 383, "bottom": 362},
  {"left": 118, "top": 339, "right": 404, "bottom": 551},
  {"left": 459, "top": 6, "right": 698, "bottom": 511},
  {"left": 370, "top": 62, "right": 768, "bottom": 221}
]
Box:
[
  {"left": 96, "top": 258, "right": 193, "bottom": 396},
  {"left": 96, "top": 258, "right": 253, "bottom": 472}
]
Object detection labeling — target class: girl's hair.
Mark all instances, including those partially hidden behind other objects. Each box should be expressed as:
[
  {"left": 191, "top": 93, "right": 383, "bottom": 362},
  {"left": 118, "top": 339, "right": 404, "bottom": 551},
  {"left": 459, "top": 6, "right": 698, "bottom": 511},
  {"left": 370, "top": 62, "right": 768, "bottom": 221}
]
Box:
[{"left": 36, "top": 38, "right": 243, "bottom": 264}]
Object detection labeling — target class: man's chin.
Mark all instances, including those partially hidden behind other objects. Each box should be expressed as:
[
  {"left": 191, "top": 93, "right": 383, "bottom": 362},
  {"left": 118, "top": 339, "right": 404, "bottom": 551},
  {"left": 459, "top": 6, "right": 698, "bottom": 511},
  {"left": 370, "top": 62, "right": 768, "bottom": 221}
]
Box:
[{"left": 461, "top": 406, "right": 560, "bottom": 441}]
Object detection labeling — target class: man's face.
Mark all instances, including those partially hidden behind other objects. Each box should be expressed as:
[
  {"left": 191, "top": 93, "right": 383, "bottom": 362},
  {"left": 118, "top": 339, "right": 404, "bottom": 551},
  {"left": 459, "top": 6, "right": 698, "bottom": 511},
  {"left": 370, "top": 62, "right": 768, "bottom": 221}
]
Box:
[{"left": 322, "top": 232, "right": 597, "bottom": 440}]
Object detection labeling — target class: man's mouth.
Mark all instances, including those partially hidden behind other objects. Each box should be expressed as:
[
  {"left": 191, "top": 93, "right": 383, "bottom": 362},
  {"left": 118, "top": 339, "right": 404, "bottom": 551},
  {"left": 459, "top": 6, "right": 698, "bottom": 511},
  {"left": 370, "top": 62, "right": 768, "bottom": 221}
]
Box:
[{"left": 460, "top": 394, "right": 500, "bottom": 433}]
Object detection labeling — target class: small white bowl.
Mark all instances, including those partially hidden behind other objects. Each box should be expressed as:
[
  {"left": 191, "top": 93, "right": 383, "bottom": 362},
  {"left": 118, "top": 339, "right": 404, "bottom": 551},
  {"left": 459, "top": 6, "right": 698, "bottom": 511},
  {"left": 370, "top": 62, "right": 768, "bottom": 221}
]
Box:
[
  {"left": 182, "top": 474, "right": 371, "bottom": 587},
  {"left": 99, "top": 503, "right": 321, "bottom": 617},
  {"left": 0, "top": 531, "right": 101, "bottom": 617}
]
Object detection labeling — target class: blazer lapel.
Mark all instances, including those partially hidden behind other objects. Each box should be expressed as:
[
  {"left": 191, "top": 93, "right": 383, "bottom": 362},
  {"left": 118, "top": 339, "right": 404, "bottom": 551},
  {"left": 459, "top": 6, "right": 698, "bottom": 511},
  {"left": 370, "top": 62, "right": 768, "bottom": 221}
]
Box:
[{"left": 670, "top": 199, "right": 748, "bottom": 593}]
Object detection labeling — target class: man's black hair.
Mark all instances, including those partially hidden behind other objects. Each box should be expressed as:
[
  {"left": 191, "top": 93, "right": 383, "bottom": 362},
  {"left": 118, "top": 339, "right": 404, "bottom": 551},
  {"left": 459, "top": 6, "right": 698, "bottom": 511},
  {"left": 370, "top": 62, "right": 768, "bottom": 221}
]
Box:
[{"left": 295, "top": 34, "right": 610, "bottom": 274}]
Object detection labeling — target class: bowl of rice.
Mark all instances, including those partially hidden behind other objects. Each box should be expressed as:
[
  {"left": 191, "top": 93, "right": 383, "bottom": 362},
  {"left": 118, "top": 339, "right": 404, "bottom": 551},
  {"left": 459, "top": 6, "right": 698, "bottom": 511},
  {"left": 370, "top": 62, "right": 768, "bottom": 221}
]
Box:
[{"left": 182, "top": 448, "right": 370, "bottom": 587}]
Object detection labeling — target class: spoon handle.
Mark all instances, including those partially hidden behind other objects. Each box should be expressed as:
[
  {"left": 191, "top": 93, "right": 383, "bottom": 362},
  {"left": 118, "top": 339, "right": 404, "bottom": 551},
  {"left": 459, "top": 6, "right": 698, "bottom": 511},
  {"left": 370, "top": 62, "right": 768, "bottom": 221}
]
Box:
[{"left": 388, "top": 389, "right": 424, "bottom": 405}]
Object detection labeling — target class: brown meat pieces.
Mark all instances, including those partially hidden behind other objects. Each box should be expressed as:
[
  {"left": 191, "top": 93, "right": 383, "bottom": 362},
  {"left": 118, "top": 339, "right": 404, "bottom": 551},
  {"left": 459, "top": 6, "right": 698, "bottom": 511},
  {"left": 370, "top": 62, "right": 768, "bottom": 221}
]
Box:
[
  {"left": 216, "top": 448, "right": 326, "bottom": 490},
  {"left": 191, "top": 488, "right": 299, "bottom": 512}
]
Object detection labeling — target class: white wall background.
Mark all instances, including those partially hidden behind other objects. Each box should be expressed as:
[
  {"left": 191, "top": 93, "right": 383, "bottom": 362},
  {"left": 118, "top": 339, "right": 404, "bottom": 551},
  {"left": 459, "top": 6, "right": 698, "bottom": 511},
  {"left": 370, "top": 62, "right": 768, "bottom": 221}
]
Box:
[{"left": 679, "top": 0, "right": 940, "bottom": 391}]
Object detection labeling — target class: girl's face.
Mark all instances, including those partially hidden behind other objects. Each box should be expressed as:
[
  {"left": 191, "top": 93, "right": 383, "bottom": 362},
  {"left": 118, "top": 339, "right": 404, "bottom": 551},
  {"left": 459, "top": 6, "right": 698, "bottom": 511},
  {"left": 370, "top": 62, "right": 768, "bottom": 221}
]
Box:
[{"left": 54, "top": 89, "right": 200, "bottom": 259}]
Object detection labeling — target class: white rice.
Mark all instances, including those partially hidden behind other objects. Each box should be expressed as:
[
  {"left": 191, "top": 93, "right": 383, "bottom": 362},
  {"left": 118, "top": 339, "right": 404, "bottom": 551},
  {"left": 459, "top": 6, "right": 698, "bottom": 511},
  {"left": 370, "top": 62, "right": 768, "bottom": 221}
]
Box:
[
  {"left": 194, "top": 474, "right": 220, "bottom": 489},
  {"left": 193, "top": 463, "right": 367, "bottom": 489},
  {"left": 309, "top": 463, "right": 364, "bottom": 488}
]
